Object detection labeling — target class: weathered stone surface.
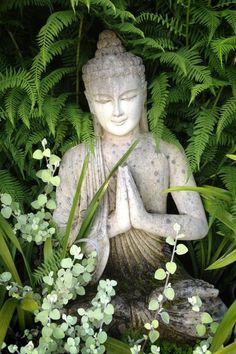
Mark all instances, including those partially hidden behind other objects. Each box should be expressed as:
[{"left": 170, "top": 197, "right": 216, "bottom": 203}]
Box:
[{"left": 54, "top": 30, "right": 226, "bottom": 342}]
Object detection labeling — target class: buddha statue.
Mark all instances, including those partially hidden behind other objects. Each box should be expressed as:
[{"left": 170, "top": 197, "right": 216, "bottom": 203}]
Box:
[{"left": 53, "top": 30, "right": 226, "bottom": 342}]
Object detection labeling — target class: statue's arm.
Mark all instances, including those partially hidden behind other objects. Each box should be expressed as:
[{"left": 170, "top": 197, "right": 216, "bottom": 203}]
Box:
[
  {"left": 53, "top": 146, "right": 83, "bottom": 231},
  {"left": 126, "top": 145, "right": 208, "bottom": 241}
]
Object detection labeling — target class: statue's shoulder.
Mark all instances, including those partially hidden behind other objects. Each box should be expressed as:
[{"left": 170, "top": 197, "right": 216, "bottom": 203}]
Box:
[
  {"left": 60, "top": 142, "right": 88, "bottom": 169},
  {"left": 141, "top": 133, "right": 186, "bottom": 161}
]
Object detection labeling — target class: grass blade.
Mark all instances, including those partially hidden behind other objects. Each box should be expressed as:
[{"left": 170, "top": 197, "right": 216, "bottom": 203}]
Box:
[{"left": 0, "top": 298, "right": 17, "bottom": 349}]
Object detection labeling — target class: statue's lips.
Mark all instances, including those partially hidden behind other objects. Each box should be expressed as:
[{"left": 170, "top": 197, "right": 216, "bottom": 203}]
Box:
[{"left": 111, "top": 118, "right": 127, "bottom": 126}]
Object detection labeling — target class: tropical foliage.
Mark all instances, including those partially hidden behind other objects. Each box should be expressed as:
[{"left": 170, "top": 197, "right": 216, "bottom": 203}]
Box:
[{"left": 0, "top": 0, "right": 236, "bottom": 352}]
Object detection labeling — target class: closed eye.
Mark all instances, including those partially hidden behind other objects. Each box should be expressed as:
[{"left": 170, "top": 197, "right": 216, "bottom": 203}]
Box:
[
  {"left": 121, "top": 94, "right": 137, "bottom": 101},
  {"left": 95, "top": 99, "right": 112, "bottom": 104}
]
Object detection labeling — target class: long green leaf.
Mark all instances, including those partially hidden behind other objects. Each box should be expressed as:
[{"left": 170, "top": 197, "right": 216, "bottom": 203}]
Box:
[
  {"left": 210, "top": 300, "right": 236, "bottom": 352},
  {"left": 0, "top": 298, "right": 17, "bottom": 349},
  {"left": 61, "top": 154, "right": 89, "bottom": 259},
  {"left": 0, "top": 231, "right": 22, "bottom": 285},
  {"left": 214, "top": 341, "right": 236, "bottom": 354},
  {"left": 0, "top": 214, "right": 32, "bottom": 285},
  {"left": 165, "top": 185, "right": 231, "bottom": 202},
  {"left": 105, "top": 337, "right": 132, "bottom": 354},
  {"left": 207, "top": 249, "right": 236, "bottom": 270},
  {"left": 78, "top": 140, "right": 139, "bottom": 239},
  {"left": 43, "top": 237, "right": 53, "bottom": 263}
]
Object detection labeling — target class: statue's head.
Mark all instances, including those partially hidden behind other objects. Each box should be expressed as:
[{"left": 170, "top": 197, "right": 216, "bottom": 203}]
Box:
[{"left": 82, "top": 30, "right": 148, "bottom": 136}]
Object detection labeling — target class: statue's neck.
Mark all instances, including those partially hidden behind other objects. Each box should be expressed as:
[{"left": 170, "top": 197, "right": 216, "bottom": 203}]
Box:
[{"left": 102, "top": 126, "right": 140, "bottom": 145}]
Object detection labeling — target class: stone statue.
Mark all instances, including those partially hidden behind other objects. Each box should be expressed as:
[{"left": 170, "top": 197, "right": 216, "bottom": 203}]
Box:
[{"left": 53, "top": 30, "right": 226, "bottom": 342}]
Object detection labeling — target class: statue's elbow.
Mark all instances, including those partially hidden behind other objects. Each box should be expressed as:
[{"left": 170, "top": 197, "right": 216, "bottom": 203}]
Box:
[{"left": 197, "top": 219, "right": 209, "bottom": 240}]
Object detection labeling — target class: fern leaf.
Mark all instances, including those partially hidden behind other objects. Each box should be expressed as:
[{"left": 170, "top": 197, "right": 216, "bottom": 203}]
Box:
[
  {"left": 0, "top": 169, "right": 28, "bottom": 202},
  {"left": 193, "top": 6, "right": 220, "bottom": 42},
  {"left": 112, "top": 23, "right": 144, "bottom": 37},
  {"left": 186, "top": 107, "right": 219, "bottom": 171},
  {"left": 226, "top": 67, "right": 236, "bottom": 97},
  {"left": 81, "top": 112, "right": 95, "bottom": 151},
  {"left": 18, "top": 96, "right": 31, "bottom": 128},
  {"left": 42, "top": 94, "right": 69, "bottom": 136},
  {"left": 217, "top": 97, "right": 236, "bottom": 137},
  {"left": 219, "top": 166, "right": 236, "bottom": 197},
  {"left": 33, "top": 249, "right": 62, "bottom": 285},
  {"left": 0, "top": 68, "right": 36, "bottom": 106},
  {"left": 148, "top": 73, "right": 169, "bottom": 144},
  {"left": 162, "top": 126, "right": 182, "bottom": 149},
  {"left": 136, "top": 12, "right": 184, "bottom": 37},
  {"left": 211, "top": 36, "right": 236, "bottom": 65},
  {"left": 221, "top": 9, "right": 236, "bottom": 34},
  {"left": 90, "top": 0, "right": 116, "bottom": 13},
  {"left": 39, "top": 67, "right": 75, "bottom": 107},
  {"left": 0, "top": 0, "right": 52, "bottom": 11},
  {"left": 131, "top": 37, "right": 174, "bottom": 51},
  {"left": 37, "top": 11, "right": 77, "bottom": 66},
  {"left": 4, "top": 88, "right": 24, "bottom": 125},
  {"left": 159, "top": 51, "right": 188, "bottom": 76},
  {"left": 190, "top": 79, "right": 229, "bottom": 104},
  {"left": 64, "top": 104, "right": 83, "bottom": 140},
  {"left": 31, "top": 39, "right": 74, "bottom": 84}
]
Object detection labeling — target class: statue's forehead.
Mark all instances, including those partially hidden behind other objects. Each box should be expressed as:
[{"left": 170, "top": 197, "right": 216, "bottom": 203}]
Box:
[{"left": 87, "top": 74, "right": 141, "bottom": 95}]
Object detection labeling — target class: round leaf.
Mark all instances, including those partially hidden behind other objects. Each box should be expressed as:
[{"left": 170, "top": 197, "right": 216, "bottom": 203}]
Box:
[
  {"left": 37, "top": 194, "right": 47, "bottom": 206},
  {"left": 50, "top": 176, "right": 60, "bottom": 186},
  {"left": 201, "top": 312, "right": 213, "bottom": 324},
  {"left": 1, "top": 206, "right": 12, "bottom": 219},
  {"left": 176, "top": 244, "right": 188, "bottom": 255},
  {"left": 196, "top": 324, "right": 206, "bottom": 336},
  {"left": 46, "top": 199, "right": 56, "bottom": 210},
  {"left": 50, "top": 309, "right": 61, "bottom": 320},
  {"left": 50, "top": 154, "right": 61, "bottom": 165},
  {"left": 53, "top": 327, "right": 65, "bottom": 339},
  {"left": 33, "top": 149, "right": 43, "bottom": 160},
  {"left": 1, "top": 193, "right": 12, "bottom": 205},
  {"left": 148, "top": 299, "right": 159, "bottom": 311},
  {"left": 154, "top": 268, "right": 166, "bottom": 280},
  {"left": 149, "top": 330, "right": 159, "bottom": 343},
  {"left": 166, "top": 236, "right": 175, "bottom": 246},
  {"left": 43, "top": 148, "right": 51, "bottom": 157},
  {"left": 97, "top": 331, "right": 107, "bottom": 344},
  {"left": 61, "top": 258, "right": 73, "bottom": 268},
  {"left": 160, "top": 311, "right": 170, "bottom": 324},
  {"left": 166, "top": 262, "right": 177, "bottom": 274},
  {"left": 164, "top": 287, "right": 175, "bottom": 300}
]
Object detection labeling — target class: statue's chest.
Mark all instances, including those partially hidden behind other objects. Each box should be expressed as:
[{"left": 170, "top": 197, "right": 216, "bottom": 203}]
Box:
[{"left": 105, "top": 147, "right": 169, "bottom": 213}]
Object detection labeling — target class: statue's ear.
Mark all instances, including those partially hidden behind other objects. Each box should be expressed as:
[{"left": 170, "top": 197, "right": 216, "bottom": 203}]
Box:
[{"left": 85, "top": 91, "right": 95, "bottom": 114}]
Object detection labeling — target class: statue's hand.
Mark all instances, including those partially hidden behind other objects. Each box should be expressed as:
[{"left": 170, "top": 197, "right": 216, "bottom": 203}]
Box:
[
  {"left": 108, "top": 166, "right": 131, "bottom": 237},
  {"left": 124, "top": 165, "right": 147, "bottom": 230}
]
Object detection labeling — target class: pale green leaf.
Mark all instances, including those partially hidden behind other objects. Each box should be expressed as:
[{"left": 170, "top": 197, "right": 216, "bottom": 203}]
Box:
[
  {"left": 176, "top": 244, "right": 188, "bottom": 255},
  {"left": 154, "top": 268, "right": 166, "bottom": 280},
  {"left": 33, "top": 149, "right": 43, "bottom": 160},
  {"left": 166, "top": 262, "right": 177, "bottom": 274}
]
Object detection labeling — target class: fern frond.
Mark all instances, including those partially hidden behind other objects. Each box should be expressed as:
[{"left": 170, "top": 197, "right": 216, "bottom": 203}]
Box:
[
  {"left": 89, "top": 0, "right": 116, "bottom": 13},
  {"left": 18, "top": 96, "right": 31, "bottom": 128},
  {"left": 136, "top": 12, "right": 185, "bottom": 37},
  {"left": 161, "top": 126, "right": 182, "bottom": 149},
  {"left": 217, "top": 97, "right": 236, "bottom": 137},
  {"left": 214, "top": 0, "right": 236, "bottom": 9},
  {"left": 168, "top": 85, "right": 190, "bottom": 104},
  {"left": 31, "top": 39, "right": 74, "bottom": 83},
  {"left": 186, "top": 107, "right": 219, "bottom": 171},
  {"left": 221, "top": 9, "right": 236, "bottom": 34},
  {"left": 226, "top": 67, "right": 236, "bottom": 96},
  {"left": 193, "top": 5, "right": 220, "bottom": 42},
  {"left": 190, "top": 78, "right": 229, "bottom": 104},
  {"left": 112, "top": 23, "right": 144, "bottom": 37},
  {"left": 148, "top": 73, "right": 169, "bottom": 144},
  {"left": 42, "top": 94, "right": 69, "bottom": 136},
  {"left": 33, "top": 249, "right": 62, "bottom": 285},
  {"left": 53, "top": 121, "right": 69, "bottom": 151},
  {"left": 211, "top": 36, "right": 236, "bottom": 65},
  {"left": 37, "top": 11, "right": 77, "bottom": 66},
  {"left": 219, "top": 166, "right": 236, "bottom": 197},
  {"left": 0, "top": 169, "right": 28, "bottom": 202},
  {"left": 64, "top": 104, "right": 83, "bottom": 140},
  {"left": 39, "top": 67, "right": 75, "bottom": 107},
  {"left": 0, "top": 68, "right": 36, "bottom": 106},
  {"left": 4, "top": 88, "right": 24, "bottom": 125},
  {"left": 131, "top": 37, "right": 174, "bottom": 51},
  {"left": 81, "top": 112, "right": 95, "bottom": 151}
]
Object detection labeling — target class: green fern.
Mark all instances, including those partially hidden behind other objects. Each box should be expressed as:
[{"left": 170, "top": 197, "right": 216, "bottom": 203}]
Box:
[
  {"left": 217, "top": 97, "right": 236, "bottom": 137},
  {"left": 37, "top": 11, "right": 77, "bottom": 66},
  {"left": 211, "top": 36, "right": 236, "bottom": 64},
  {"left": 136, "top": 12, "right": 185, "bottom": 37},
  {"left": 4, "top": 88, "right": 24, "bottom": 126},
  {"left": 186, "top": 107, "right": 219, "bottom": 172},
  {"left": 193, "top": 5, "right": 220, "bottom": 42},
  {"left": 42, "top": 94, "right": 69, "bottom": 136},
  {"left": 130, "top": 37, "right": 174, "bottom": 51},
  {"left": 0, "top": 170, "right": 29, "bottom": 202},
  {"left": 33, "top": 249, "right": 62, "bottom": 285},
  {"left": 148, "top": 73, "right": 169, "bottom": 144},
  {"left": 221, "top": 9, "right": 236, "bottom": 34},
  {"left": 219, "top": 166, "right": 236, "bottom": 197},
  {"left": 112, "top": 22, "right": 144, "bottom": 37}
]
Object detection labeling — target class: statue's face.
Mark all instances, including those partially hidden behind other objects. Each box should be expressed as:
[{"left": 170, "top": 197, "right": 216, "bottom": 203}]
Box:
[{"left": 86, "top": 74, "right": 145, "bottom": 136}]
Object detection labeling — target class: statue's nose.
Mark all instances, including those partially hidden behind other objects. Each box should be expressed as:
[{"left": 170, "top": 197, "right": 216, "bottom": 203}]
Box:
[{"left": 112, "top": 99, "right": 123, "bottom": 117}]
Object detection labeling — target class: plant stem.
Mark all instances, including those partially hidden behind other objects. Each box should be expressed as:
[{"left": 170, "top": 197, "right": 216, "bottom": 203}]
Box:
[
  {"left": 6, "top": 29, "right": 24, "bottom": 66},
  {"left": 185, "top": 0, "right": 191, "bottom": 46},
  {"left": 213, "top": 87, "right": 223, "bottom": 108},
  {"left": 76, "top": 15, "right": 84, "bottom": 105}
]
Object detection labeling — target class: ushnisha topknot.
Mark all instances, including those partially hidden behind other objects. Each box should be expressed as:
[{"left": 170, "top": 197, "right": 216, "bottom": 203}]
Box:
[{"left": 82, "top": 30, "right": 146, "bottom": 88}]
